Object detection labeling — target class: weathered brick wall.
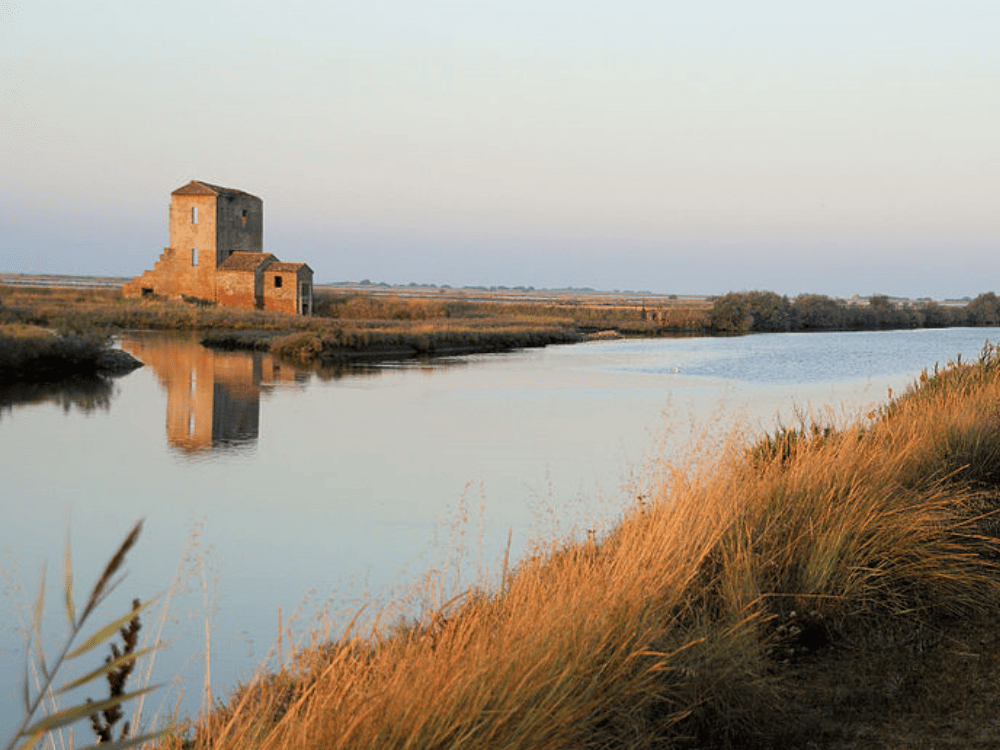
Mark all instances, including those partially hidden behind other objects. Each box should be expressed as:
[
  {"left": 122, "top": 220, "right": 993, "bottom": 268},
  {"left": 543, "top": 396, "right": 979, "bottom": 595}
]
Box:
[
  {"left": 170, "top": 195, "right": 217, "bottom": 259},
  {"left": 163, "top": 247, "right": 216, "bottom": 300},
  {"left": 215, "top": 194, "right": 263, "bottom": 265},
  {"left": 215, "top": 268, "right": 261, "bottom": 309},
  {"left": 262, "top": 269, "right": 298, "bottom": 314},
  {"left": 263, "top": 266, "right": 314, "bottom": 315},
  {"left": 121, "top": 246, "right": 215, "bottom": 301},
  {"left": 168, "top": 194, "right": 219, "bottom": 298}
]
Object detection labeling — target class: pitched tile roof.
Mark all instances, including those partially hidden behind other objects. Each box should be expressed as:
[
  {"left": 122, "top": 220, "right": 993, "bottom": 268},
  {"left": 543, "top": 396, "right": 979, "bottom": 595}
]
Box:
[
  {"left": 266, "top": 262, "right": 313, "bottom": 274},
  {"left": 217, "top": 252, "right": 276, "bottom": 271},
  {"left": 172, "top": 180, "right": 261, "bottom": 199}
]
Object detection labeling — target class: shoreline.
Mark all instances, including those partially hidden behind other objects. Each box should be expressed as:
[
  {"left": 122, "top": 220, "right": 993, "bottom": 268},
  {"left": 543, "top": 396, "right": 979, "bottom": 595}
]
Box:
[
  {"left": 0, "top": 328, "right": 143, "bottom": 385},
  {"left": 199, "top": 327, "right": 587, "bottom": 365},
  {"left": 5, "top": 278, "right": 1000, "bottom": 383}
]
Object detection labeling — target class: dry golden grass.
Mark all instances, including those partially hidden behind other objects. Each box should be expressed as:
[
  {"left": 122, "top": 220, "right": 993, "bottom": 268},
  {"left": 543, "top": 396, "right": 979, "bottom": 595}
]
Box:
[
  {"left": 168, "top": 496, "right": 741, "bottom": 750},
  {"left": 159, "top": 347, "right": 1000, "bottom": 749},
  {"left": 0, "top": 322, "right": 58, "bottom": 340}
]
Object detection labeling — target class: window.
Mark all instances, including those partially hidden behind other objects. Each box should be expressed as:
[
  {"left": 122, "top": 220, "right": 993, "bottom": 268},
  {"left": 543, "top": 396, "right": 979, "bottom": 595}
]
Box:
[
  {"left": 191, "top": 248, "right": 198, "bottom": 266},
  {"left": 192, "top": 206, "right": 198, "bottom": 224},
  {"left": 241, "top": 209, "right": 248, "bottom": 226},
  {"left": 274, "top": 276, "right": 283, "bottom": 288}
]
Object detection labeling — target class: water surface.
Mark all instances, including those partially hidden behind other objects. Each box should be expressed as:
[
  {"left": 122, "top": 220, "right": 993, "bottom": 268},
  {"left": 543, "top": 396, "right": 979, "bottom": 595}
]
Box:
[{"left": 2, "top": 327, "right": 997, "bottom": 728}]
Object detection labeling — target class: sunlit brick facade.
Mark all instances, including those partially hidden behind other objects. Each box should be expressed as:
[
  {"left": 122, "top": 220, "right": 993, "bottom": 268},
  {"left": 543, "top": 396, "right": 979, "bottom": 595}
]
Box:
[{"left": 123, "top": 181, "right": 313, "bottom": 315}]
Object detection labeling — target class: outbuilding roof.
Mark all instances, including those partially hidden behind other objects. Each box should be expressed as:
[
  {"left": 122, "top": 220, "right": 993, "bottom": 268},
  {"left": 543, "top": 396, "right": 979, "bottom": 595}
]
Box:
[
  {"left": 217, "top": 252, "right": 276, "bottom": 271},
  {"left": 265, "top": 262, "right": 313, "bottom": 274}
]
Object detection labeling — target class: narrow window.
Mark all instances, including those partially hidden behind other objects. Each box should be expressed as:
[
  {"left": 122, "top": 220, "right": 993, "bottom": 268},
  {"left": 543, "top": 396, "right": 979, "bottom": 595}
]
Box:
[
  {"left": 274, "top": 275, "right": 283, "bottom": 288},
  {"left": 191, "top": 248, "right": 198, "bottom": 266},
  {"left": 192, "top": 206, "right": 198, "bottom": 224},
  {"left": 241, "top": 209, "right": 248, "bottom": 226}
]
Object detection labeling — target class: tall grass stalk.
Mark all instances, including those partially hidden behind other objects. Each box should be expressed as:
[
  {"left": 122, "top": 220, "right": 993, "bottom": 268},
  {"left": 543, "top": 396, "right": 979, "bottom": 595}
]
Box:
[{"left": 5, "top": 520, "right": 173, "bottom": 750}]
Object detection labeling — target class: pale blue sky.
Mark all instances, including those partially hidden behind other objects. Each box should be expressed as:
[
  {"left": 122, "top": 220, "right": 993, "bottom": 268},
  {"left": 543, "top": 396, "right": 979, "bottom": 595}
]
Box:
[{"left": 2, "top": 1, "right": 998, "bottom": 297}]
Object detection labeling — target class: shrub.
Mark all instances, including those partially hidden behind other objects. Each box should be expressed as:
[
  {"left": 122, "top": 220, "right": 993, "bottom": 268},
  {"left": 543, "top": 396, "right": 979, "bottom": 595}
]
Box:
[{"left": 711, "top": 291, "right": 792, "bottom": 333}]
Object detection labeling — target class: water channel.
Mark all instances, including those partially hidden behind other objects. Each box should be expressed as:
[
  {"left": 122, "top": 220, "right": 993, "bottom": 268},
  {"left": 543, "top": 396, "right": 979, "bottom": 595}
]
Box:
[{"left": 3, "top": 326, "right": 999, "bottom": 729}]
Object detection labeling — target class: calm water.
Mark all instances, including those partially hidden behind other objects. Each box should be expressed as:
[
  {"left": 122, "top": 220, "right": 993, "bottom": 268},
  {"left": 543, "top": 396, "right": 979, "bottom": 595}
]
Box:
[{"left": 3, "top": 327, "right": 998, "bottom": 728}]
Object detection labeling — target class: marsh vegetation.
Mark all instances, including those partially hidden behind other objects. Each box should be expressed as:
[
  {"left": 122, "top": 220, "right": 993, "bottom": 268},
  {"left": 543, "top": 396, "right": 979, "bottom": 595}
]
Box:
[
  {"left": 0, "top": 322, "right": 114, "bottom": 383},
  {"left": 7, "top": 282, "right": 1000, "bottom": 375},
  {"left": 0, "top": 284, "right": 709, "bottom": 370},
  {"left": 710, "top": 290, "right": 999, "bottom": 334}
]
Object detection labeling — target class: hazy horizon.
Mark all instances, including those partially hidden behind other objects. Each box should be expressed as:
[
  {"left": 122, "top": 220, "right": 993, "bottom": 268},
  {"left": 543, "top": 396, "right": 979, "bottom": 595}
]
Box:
[{"left": 3, "top": 2, "right": 998, "bottom": 299}]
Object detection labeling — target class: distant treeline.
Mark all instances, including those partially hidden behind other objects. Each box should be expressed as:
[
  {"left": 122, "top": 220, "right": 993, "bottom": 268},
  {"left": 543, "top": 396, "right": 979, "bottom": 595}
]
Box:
[{"left": 710, "top": 291, "right": 1000, "bottom": 335}]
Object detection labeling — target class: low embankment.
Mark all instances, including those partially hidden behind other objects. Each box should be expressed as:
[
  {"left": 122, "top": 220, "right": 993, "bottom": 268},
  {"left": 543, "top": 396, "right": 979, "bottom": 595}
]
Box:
[
  {"left": 158, "top": 346, "right": 1000, "bottom": 749},
  {"left": 202, "top": 325, "right": 583, "bottom": 364}
]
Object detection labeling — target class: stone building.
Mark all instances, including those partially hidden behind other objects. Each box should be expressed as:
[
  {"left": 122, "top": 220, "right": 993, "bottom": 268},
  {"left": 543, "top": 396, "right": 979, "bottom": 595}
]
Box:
[{"left": 123, "top": 180, "right": 314, "bottom": 315}]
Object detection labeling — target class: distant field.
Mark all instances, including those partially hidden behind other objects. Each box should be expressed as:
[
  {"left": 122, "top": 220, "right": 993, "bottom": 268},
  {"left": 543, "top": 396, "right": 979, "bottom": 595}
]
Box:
[
  {"left": 0, "top": 272, "right": 129, "bottom": 289},
  {"left": 0, "top": 272, "right": 712, "bottom": 306},
  {"left": 1, "top": 272, "right": 977, "bottom": 308}
]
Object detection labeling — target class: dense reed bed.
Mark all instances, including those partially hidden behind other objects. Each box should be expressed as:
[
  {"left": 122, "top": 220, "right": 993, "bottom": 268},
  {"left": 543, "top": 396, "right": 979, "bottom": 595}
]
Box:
[
  {"left": 314, "top": 291, "right": 712, "bottom": 336},
  {"left": 148, "top": 345, "right": 1000, "bottom": 749}
]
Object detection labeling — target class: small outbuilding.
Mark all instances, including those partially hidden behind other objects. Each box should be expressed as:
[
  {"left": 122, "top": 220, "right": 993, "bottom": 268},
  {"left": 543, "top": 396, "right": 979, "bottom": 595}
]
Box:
[{"left": 263, "top": 262, "right": 314, "bottom": 315}]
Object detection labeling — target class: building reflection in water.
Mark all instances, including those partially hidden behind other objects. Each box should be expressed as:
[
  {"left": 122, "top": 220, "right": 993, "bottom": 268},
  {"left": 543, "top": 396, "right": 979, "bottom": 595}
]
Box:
[{"left": 121, "top": 336, "right": 306, "bottom": 454}]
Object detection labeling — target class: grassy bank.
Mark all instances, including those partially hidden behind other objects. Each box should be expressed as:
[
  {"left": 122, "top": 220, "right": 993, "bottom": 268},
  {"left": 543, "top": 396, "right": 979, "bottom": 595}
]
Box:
[
  {"left": 204, "top": 324, "right": 583, "bottom": 364},
  {"left": 0, "top": 322, "right": 140, "bottom": 383},
  {"left": 140, "top": 346, "right": 1000, "bottom": 749}
]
